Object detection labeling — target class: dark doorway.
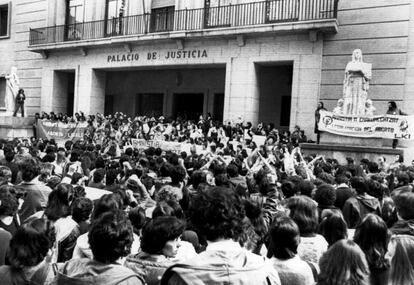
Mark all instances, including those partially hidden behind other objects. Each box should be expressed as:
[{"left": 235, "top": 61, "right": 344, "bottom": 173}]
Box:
[
  {"left": 257, "top": 64, "right": 293, "bottom": 130},
  {"left": 173, "top": 93, "right": 203, "bottom": 120},
  {"left": 53, "top": 70, "right": 75, "bottom": 116},
  {"left": 136, "top": 93, "right": 164, "bottom": 117},
  {"left": 66, "top": 73, "right": 75, "bottom": 116},
  {"left": 213, "top": 93, "right": 224, "bottom": 122}
]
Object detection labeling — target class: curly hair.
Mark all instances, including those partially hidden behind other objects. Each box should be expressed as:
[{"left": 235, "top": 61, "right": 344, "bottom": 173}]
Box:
[
  {"left": 140, "top": 216, "right": 185, "bottom": 254},
  {"left": 71, "top": 197, "right": 93, "bottom": 223},
  {"left": 7, "top": 218, "right": 56, "bottom": 268},
  {"left": 20, "top": 158, "right": 40, "bottom": 182},
  {"left": 314, "top": 184, "right": 337, "bottom": 207},
  {"left": 88, "top": 210, "right": 133, "bottom": 264},
  {"left": 0, "top": 190, "right": 18, "bottom": 216},
  {"left": 318, "top": 239, "right": 370, "bottom": 285},
  {"left": 189, "top": 186, "right": 245, "bottom": 241}
]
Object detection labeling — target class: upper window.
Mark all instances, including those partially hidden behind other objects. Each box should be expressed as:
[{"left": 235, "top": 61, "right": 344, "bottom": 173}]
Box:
[
  {"left": 66, "top": 0, "right": 84, "bottom": 25},
  {"left": 0, "top": 3, "right": 10, "bottom": 37},
  {"left": 106, "top": 0, "right": 124, "bottom": 20}
]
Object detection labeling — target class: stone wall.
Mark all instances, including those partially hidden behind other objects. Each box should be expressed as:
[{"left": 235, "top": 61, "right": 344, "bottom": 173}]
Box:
[{"left": 320, "top": 0, "right": 412, "bottom": 113}]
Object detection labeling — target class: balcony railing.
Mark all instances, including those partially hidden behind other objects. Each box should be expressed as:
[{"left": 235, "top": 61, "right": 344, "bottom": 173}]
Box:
[{"left": 29, "top": 0, "right": 338, "bottom": 46}]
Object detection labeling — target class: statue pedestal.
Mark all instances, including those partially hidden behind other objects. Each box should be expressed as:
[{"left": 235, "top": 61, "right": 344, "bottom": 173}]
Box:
[
  {"left": 300, "top": 132, "right": 414, "bottom": 165},
  {"left": 0, "top": 116, "right": 34, "bottom": 139}
]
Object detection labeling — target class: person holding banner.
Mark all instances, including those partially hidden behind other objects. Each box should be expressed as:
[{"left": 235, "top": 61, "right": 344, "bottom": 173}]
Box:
[
  {"left": 387, "top": 101, "right": 407, "bottom": 149},
  {"left": 314, "top": 101, "right": 326, "bottom": 144}
]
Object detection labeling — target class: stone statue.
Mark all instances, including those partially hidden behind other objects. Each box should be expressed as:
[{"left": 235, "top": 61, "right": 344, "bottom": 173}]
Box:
[
  {"left": 333, "top": 98, "right": 344, "bottom": 114},
  {"left": 4, "top": 66, "right": 19, "bottom": 115},
  {"left": 365, "top": 99, "right": 376, "bottom": 116},
  {"left": 342, "top": 49, "right": 372, "bottom": 116}
]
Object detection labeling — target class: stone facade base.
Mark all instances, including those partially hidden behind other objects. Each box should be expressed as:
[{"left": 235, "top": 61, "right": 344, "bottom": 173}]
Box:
[{"left": 0, "top": 117, "right": 34, "bottom": 139}]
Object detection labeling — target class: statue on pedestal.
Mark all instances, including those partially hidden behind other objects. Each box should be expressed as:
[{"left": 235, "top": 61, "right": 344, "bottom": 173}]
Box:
[
  {"left": 342, "top": 49, "right": 372, "bottom": 116},
  {"left": 4, "top": 66, "right": 19, "bottom": 115}
]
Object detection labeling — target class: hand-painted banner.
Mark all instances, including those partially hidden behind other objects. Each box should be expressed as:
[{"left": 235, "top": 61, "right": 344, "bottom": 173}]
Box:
[
  {"left": 37, "top": 120, "right": 88, "bottom": 143},
  {"left": 131, "top": 139, "right": 205, "bottom": 154},
  {"left": 318, "top": 110, "right": 414, "bottom": 140}
]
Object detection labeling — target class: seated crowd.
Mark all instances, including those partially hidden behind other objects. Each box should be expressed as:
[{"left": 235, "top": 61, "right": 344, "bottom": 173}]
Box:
[{"left": 0, "top": 112, "right": 412, "bottom": 284}]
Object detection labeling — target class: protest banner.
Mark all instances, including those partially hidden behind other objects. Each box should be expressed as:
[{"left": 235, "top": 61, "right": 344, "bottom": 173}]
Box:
[
  {"left": 318, "top": 110, "right": 414, "bottom": 140},
  {"left": 131, "top": 139, "right": 182, "bottom": 153},
  {"left": 37, "top": 120, "right": 88, "bottom": 143},
  {"left": 252, "top": 135, "right": 267, "bottom": 146}
]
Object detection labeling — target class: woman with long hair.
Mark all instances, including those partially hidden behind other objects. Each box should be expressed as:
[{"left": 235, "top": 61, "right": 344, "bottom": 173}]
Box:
[
  {"left": 354, "top": 214, "right": 390, "bottom": 285},
  {"left": 318, "top": 239, "right": 370, "bottom": 285},
  {"left": 387, "top": 234, "right": 414, "bottom": 285},
  {"left": 287, "top": 195, "right": 328, "bottom": 264}
]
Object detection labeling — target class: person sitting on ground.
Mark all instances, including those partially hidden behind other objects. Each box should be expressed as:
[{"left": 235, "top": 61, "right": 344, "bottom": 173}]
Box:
[
  {"left": 343, "top": 176, "right": 381, "bottom": 229},
  {"left": 53, "top": 211, "right": 144, "bottom": 285},
  {"left": 125, "top": 216, "right": 185, "bottom": 285},
  {"left": 0, "top": 218, "right": 56, "bottom": 285},
  {"left": 318, "top": 239, "right": 370, "bottom": 285},
  {"left": 162, "top": 186, "right": 281, "bottom": 285},
  {"left": 390, "top": 191, "right": 414, "bottom": 236},
  {"left": 269, "top": 216, "right": 316, "bottom": 285}
]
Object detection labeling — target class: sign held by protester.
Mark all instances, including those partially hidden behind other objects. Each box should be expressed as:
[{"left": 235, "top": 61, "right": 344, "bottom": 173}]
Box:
[
  {"left": 37, "top": 120, "right": 88, "bottom": 143},
  {"left": 318, "top": 110, "right": 414, "bottom": 140}
]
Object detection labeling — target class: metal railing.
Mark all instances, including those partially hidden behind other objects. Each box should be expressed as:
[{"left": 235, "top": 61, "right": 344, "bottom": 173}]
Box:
[{"left": 29, "top": 0, "right": 338, "bottom": 46}]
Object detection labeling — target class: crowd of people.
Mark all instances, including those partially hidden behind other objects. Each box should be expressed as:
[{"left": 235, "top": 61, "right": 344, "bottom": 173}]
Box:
[{"left": 0, "top": 111, "right": 412, "bottom": 284}]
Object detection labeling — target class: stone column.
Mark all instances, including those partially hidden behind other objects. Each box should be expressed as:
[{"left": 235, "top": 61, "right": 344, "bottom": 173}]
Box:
[
  {"left": 75, "top": 66, "right": 106, "bottom": 115},
  {"left": 223, "top": 57, "right": 260, "bottom": 124}
]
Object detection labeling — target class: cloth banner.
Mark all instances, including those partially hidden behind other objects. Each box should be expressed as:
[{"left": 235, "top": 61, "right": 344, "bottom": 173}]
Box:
[
  {"left": 252, "top": 135, "right": 267, "bottom": 146},
  {"left": 131, "top": 139, "right": 206, "bottom": 154},
  {"left": 318, "top": 110, "right": 414, "bottom": 140},
  {"left": 37, "top": 120, "right": 88, "bottom": 143}
]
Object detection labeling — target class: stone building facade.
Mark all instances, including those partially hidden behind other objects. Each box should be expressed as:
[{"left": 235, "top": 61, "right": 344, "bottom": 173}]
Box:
[{"left": 0, "top": 0, "right": 413, "bottom": 139}]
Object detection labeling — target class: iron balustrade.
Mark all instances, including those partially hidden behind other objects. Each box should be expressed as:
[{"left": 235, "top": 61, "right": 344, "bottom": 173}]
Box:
[{"left": 29, "top": 0, "right": 338, "bottom": 46}]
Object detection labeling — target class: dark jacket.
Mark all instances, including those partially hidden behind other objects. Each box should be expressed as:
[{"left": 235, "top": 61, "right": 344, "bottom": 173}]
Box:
[
  {"left": 343, "top": 194, "right": 381, "bottom": 229},
  {"left": 390, "top": 219, "right": 414, "bottom": 236}
]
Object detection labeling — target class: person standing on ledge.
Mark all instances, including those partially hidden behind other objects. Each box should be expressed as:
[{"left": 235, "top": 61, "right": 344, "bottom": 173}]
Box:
[
  {"left": 13, "top": 88, "right": 25, "bottom": 117},
  {"left": 314, "top": 101, "right": 326, "bottom": 144},
  {"left": 387, "top": 101, "right": 407, "bottom": 149}
]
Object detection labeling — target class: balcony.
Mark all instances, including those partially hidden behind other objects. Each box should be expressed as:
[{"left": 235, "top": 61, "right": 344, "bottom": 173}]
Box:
[{"left": 29, "top": 0, "right": 338, "bottom": 52}]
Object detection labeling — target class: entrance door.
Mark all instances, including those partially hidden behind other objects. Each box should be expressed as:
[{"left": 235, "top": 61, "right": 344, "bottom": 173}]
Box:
[
  {"left": 173, "top": 93, "right": 204, "bottom": 120},
  {"left": 213, "top": 93, "right": 224, "bottom": 122},
  {"left": 136, "top": 93, "right": 164, "bottom": 117}
]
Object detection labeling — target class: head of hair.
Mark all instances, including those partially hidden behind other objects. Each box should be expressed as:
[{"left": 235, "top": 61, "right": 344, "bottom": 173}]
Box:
[
  {"left": 318, "top": 239, "right": 370, "bottom": 285},
  {"left": 105, "top": 168, "right": 118, "bottom": 185},
  {"left": 317, "top": 172, "right": 336, "bottom": 185},
  {"left": 394, "top": 192, "right": 414, "bottom": 220},
  {"left": 20, "top": 158, "right": 40, "bottom": 182},
  {"left": 189, "top": 186, "right": 245, "bottom": 241},
  {"left": 295, "top": 180, "right": 315, "bottom": 198},
  {"left": 314, "top": 184, "right": 337, "bottom": 207},
  {"left": 71, "top": 197, "right": 93, "bottom": 224},
  {"left": 388, "top": 235, "right": 414, "bottom": 285},
  {"left": 7, "top": 218, "right": 56, "bottom": 268},
  {"left": 0, "top": 190, "right": 18, "bottom": 216},
  {"left": 91, "top": 194, "right": 121, "bottom": 221},
  {"left": 287, "top": 196, "right": 318, "bottom": 235},
  {"left": 281, "top": 181, "right": 297, "bottom": 198},
  {"left": 128, "top": 207, "right": 146, "bottom": 233},
  {"left": 140, "top": 216, "right": 185, "bottom": 255},
  {"left": 318, "top": 209, "right": 348, "bottom": 247},
  {"left": 152, "top": 200, "right": 184, "bottom": 220},
  {"left": 351, "top": 176, "right": 368, "bottom": 195},
  {"left": 93, "top": 168, "right": 105, "bottom": 183},
  {"left": 269, "top": 216, "right": 300, "bottom": 259},
  {"left": 88, "top": 211, "right": 133, "bottom": 264},
  {"left": 226, "top": 164, "right": 239, "bottom": 178},
  {"left": 190, "top": 170, "right": 206, "bottom": 189},
  {"left": 44, "top": 183, "right": 74, "bottom": 221},
  {"left": 4, "top": 150, "right": 15, "bottom": 163},
  {"left": 388, "top": 101, "right": 397, "bottom": 110},
  {"left": 354, "top": 214, "right": 390, "bottom": 271},
  {"left": 170, "top": 165, "right": 186, "bottom": 184}
]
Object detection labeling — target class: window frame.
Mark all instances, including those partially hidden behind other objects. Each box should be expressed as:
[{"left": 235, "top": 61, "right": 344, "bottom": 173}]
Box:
[{"left": 0, "top": 2, "right": 11, "bottom": 39}]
